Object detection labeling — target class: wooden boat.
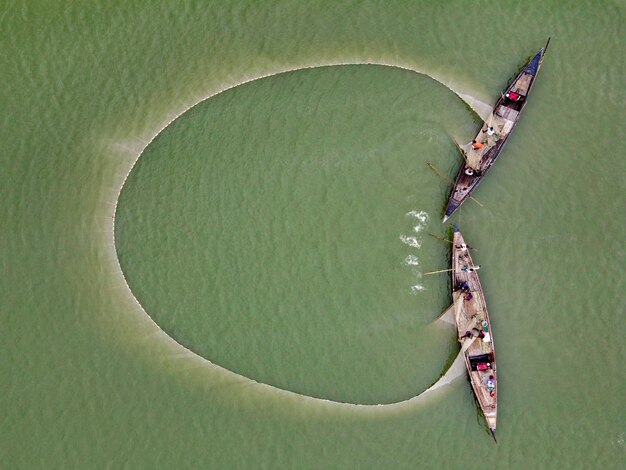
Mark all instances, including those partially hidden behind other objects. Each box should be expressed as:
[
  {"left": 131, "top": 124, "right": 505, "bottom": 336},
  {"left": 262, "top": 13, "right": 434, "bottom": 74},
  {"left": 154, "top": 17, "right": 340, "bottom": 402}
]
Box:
[
  {"left": 451, "top": 226, "right": 498, "bottom": 441},
  {"left": 443, "top": 39, "right": 550, "bottom": 222}
]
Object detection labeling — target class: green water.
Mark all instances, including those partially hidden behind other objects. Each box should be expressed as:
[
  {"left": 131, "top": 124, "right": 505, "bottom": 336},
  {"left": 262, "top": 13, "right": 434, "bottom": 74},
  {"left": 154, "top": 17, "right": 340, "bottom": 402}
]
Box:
[{"left": 2, "top": 1, "right": 624, "bottom": 468}]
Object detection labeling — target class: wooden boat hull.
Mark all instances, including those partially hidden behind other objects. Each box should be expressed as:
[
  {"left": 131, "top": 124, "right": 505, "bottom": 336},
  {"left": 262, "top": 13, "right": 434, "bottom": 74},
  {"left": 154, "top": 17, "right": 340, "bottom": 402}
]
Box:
[
  {"left": 443, "top": 40, "right": 549, "bottom": 222},
  {"left": 451, "top": 226, "right": 497, "bottom": 437}
]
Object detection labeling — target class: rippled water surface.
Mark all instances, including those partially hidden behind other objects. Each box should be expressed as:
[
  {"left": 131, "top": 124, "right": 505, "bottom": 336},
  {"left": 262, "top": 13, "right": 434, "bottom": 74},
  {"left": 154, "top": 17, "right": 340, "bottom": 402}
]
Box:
[{"left": 2, "top": 1, "right": 624, "bottom": 468}]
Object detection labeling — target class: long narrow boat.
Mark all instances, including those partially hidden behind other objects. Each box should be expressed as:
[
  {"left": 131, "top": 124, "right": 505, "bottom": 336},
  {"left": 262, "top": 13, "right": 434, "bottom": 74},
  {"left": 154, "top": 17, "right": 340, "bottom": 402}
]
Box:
[
  {"left": 451, "top": 226, "right": 498, "bottom": 441},
  {"left": 443, "top": 39, "right": 550, "bottom": 222}
]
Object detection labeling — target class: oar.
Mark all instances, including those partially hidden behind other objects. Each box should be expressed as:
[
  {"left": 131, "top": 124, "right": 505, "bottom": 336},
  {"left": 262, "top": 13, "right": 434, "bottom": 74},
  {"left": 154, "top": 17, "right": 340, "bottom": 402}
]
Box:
[
  {"left": 428, "top": 233, "right": 478, "bottom": 251},
  {"left": 424, "top": 265, "right": 481, "bottom": 276},
  {"left": 429, "top": 233, "right": 452, "bottom": 244},
  {"left": 423, "top": 268, "right": 454, "bottom": 276},
  {"left": 425, "top": 161, "right": 484, "bottom": 208},
  {"left": 426, "top": 161, "right": 455, "bottom": 185},
  {"left": 469, "top": 195, "right": 484, "bottom": 208},
  {"left": 450, "top": 136, "right": 470, "bottom": 166}
]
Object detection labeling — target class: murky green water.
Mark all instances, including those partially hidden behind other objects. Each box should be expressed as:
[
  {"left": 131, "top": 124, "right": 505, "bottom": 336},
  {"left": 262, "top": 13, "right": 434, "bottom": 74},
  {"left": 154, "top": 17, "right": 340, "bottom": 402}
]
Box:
[{"left": 2, "top": 1, "right": 624, "bottom": 468}]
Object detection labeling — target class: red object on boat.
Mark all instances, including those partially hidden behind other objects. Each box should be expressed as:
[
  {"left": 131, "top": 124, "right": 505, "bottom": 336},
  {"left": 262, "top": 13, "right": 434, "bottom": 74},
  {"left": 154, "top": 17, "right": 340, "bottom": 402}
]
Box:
[
  {"left": 477, "top": 363, "right": 489, "bottom": 371},
  {"left": 506, "top": 91, "right": 523, "bottom": 101}
]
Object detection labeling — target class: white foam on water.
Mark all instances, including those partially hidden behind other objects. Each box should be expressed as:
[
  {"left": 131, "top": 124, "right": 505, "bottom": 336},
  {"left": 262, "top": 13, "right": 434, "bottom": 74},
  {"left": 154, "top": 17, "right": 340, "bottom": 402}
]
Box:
[
  {"left": 401, "top": 211, "right": 430, "bottom": 247},
  {"left": 400, "top": 235, "right": 421, "bottom": 248},
  {"left": 408, "top": 210, "right": 429, "bottom": 234},
  {"left": 406, "top": 210, "right": 429, "bottom": 224},
  {"left": 400, "top": 210, "right": 430, "bottom": 293},
  {"left": 404, "top": 254, "right": 420, "bottom": 266}
]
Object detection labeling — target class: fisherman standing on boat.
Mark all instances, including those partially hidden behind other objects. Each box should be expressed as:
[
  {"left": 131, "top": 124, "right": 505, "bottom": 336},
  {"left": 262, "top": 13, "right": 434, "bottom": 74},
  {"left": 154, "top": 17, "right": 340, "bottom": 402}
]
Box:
[
  {"left": 462, "top": 265, "right": 480, "bottom": 273},
  {"left": 483, "top": 126, "right": 500, "bottom": 145},
  {"left": 471, "top": 140, "right": 484, "bottom": 150},
  {"left": 487, "top": 376, "right": 496, "bottom": 397}
]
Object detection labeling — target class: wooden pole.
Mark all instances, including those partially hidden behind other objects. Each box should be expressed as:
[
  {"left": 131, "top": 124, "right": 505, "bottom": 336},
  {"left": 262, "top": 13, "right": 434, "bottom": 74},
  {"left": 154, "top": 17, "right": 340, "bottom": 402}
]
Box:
[
  {"left": 451, "top": 137, "right": 470, "bottom": 165},
  {"left": 429, "top": 233, "right": 452, "bottom": 244},
  {"left": 429, "top": 233, "right": 478, "bottom": 251},
  {"left": 470, "top": 196, "right": 484, "bottom": 207},
  {"left": 423, "top": 268, "right": 454, "bottom": 275},
  {"left": 426, "top": 161, "right": 455, "bottom": 185}
]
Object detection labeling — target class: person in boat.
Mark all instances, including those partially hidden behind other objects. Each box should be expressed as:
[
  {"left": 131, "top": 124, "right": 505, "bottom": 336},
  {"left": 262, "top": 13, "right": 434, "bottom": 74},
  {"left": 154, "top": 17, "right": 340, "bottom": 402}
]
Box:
[
  {"left": 459, "top": 331, "right": 473, "bottom": 341},
  {"left": 483, "top": 126, "right": 500, "bottom": 144},
  {"left": 471, "top": 140, "right": 484, "bottom": 150},
  {"left": 464, "top": 292, "right": 473, "bottom": 301},
  {"left": 487, "top": 375, "right": 496, "bottom": 397},
  {"left": 462, "top": 265, "right": 480, "bottom": 273},
  {"left": 482, "top": 126, "right": 496, "bottom": 136},
  {"left": 456, "top": 281, "right": 470, "bottom": 292}
]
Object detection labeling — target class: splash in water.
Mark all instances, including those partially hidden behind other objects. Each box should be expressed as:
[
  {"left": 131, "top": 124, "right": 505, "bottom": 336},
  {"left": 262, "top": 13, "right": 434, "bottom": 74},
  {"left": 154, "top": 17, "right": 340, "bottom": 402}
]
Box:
[
  {"left": 410, "top": 284, "right": 426, "bottom": 293},
  {"left": 404, "top": 254, "right": 420, "bottom": 266},
  {"left": 407, "top": 210, "right": 429, "bottom": 225},
  {"left": 400, "top": 235, "right": 422, "bottom": 248},
  {"left": 401, "top": 210, "right": 430, "bottom": 293}
]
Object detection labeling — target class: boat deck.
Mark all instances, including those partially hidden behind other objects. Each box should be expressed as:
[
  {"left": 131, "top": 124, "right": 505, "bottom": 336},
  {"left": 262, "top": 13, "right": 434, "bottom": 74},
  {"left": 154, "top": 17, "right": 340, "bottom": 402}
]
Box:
[
  {"left": 452, "top": 230, "right": 497, "bottom": 432},
  {"left": 511, "top": 71, "right": 533, "bottom": 95},
  {"left": 444, "top": 45, "right": 547, "bottom": 221}
]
